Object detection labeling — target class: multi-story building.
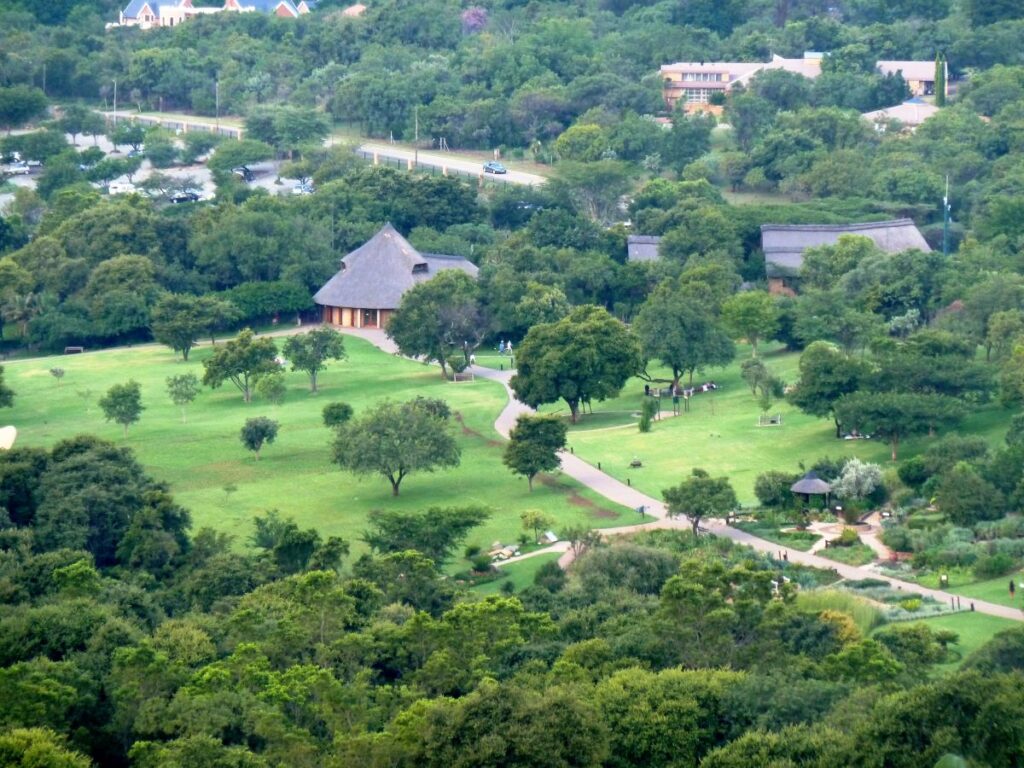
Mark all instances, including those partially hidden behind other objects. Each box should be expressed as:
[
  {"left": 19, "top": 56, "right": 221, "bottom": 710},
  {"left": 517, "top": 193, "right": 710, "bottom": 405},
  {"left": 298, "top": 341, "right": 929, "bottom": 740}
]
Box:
[
  {"left": 115, "top": 0, "right": 315, "bottom": 30},
  {"left": 661, "top": 54, "right": 946, "bottom": 113}
]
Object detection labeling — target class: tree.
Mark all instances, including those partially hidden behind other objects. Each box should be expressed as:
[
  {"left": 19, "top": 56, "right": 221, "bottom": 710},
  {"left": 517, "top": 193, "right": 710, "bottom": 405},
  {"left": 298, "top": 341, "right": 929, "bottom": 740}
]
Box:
[
  {"left": 283, "top": 327, "right": 346, "bottom": 393},
  {"left": 834, "top": 392, "right": 964, "bottom": 460},
  {"left": 511, "top": 305, "right": 643, "bottom": 423},
  {"left": 503, "top": 414, "right": 568, "bottom": 491},
  {"left": 150, "top": 294, "right": 205, "bottom": 361},
  {"left": 721, "top": 291, "right": 779, "bottom": 356},
  {"left": 832, "top": 458, "right": 882, "bottom": 500},
  {"left": 662, "top": 468, "right": 738, "bottom": 535},
  {"left": 387, "top": 270, "right": 484, "bottom": 379},
  {"left": 255, "top": 371, "right": 286, "bottom": 405},
  {"left": 57, "top": 104, "right": 91, "bottom": 146},
  {"left": 935, "top": 463, "right": 1004, "bottom": 525},
  {"left": 935, "top": 54, "right": 946, "bottom": 107},
  {"left": 49, "top": 368, "right": 65, "bottom": 387},
  {"left": 201, "top": 328, "right": 278, "bottom": 403},
  {"left": 362, "top": 506, "right": 489, "bottom": 564},
  {"left": 332, "top": 398, "right": 460, "bottom": 495},
  {"left": 788, "top": 342, "right": 868, "bottom": 437},
  {"left": 240, "top": 417, "right": 279, "bottom": 461},
  {"left": 633, "top": 283, "right": 735, "bottom": 389},
  {"left": 108, "top": 122, "right": 146, "bottom": 153},
  {"left": 663, "top": 109, "right": 714, "bottom": 172},
  {"left": 0, "top": 728, "right": 92, "bottom": 768},
  {"left": 0, "top": 86, "right": 47, "bottom": 133},
  {"left": 987, "top": 310, "right": 1024, "bottom": 362},
  {"left": 0, "top": 366, "right": 14, "bottom": 408},
  {"left": 165, "top": 373, "right": 199, "bottom": 423},
  {"left": 322, "top": 402, "right": 353, "bottom": 428},
  {"left": 99, "top": 380, "right": 144, "bottom": 437},
  {"left": 521, "top": 509, "right": 555, "bottom": 543}
]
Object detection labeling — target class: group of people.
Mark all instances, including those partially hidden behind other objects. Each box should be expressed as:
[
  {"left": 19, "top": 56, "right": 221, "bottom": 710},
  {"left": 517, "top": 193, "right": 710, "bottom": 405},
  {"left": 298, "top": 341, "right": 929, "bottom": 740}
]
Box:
[{"left": 498, "top": 340, "right": 514, "bottom": 355}]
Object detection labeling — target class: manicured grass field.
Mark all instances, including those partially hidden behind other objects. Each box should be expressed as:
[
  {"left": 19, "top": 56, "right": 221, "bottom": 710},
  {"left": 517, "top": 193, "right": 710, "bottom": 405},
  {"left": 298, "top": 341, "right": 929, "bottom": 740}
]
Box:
[
  {"left": 472, "top": 551, "right": 563, "bottom": 595},
  {"left": 881, "top": 612, "right": 1020, "bottom": 672},
  {"left": 948, "top": 571, "right": 1024, "bottom": 610},
  {"left": 3, "top": 334, "right": 630, "bottom": 554},
  {"left": 548, "top": 344, "right": 1014, "bottom": 505}
]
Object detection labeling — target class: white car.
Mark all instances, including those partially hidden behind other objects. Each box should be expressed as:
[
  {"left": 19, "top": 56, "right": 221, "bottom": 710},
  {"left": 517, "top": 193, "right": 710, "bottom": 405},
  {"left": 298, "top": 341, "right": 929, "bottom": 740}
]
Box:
[
  {"left": 4, "top": 163, "right": 30, "bottom": 176},
  {"left": 108, "top": 181, "right": 137, "bottom": 195}
]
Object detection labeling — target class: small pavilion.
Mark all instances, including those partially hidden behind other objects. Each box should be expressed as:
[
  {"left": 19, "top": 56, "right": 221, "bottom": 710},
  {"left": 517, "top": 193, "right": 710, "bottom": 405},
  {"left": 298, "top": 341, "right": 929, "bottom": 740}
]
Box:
[
  {"left": 790, "top": 470, "right": 831, "bottom": 507},
  {"left": 313, "top": 223, "right": 478, "bottom": 329}
]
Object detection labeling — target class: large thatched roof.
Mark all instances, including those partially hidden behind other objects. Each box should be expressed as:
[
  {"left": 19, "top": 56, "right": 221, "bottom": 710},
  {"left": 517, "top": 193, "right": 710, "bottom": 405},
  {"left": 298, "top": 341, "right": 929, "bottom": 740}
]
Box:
[
  {"left": 761, "top": 219, "right": 930, "bottom": 278},
  {"left": 790, "top": 471, "right": 831, "bottom": 495},
  {"left": 313, "top": 223, "right": 478, "bottom": 310}
]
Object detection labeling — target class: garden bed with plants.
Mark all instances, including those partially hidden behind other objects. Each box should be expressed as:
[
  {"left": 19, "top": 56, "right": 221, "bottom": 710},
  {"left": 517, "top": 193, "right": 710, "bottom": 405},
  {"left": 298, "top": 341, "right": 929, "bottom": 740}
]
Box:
[{"left": 733, "top": 520, "right": 822, "bottom": 551}]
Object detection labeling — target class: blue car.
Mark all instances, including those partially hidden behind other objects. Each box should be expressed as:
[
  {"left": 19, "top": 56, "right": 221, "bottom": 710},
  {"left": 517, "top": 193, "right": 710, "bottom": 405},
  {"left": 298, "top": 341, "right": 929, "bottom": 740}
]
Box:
[{"left": 483, "top": 161, "right": 507, "bottom": 174}]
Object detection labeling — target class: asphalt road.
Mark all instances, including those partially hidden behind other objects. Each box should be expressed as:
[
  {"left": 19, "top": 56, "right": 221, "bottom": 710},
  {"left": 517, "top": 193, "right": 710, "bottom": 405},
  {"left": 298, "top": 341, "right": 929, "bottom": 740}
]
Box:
[{"left": 357, "top": 142, "right": 547, "bottom": 187}]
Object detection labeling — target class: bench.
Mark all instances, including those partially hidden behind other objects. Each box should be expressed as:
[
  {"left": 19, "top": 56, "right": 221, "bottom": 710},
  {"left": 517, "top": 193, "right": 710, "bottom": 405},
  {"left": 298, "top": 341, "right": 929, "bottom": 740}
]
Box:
[{"left": 63, "top": 346, "right": 85, "bottom": 354}]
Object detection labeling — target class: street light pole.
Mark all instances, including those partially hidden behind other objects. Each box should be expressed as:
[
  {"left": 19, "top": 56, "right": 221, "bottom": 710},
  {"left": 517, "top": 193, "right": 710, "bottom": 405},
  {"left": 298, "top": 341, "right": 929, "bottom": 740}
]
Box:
[
  {"left": 942, "top": 175, "right": 951, "bottom": 258},
  {"left": 112, "top": 78, "right": 117, "bottom": 125}
]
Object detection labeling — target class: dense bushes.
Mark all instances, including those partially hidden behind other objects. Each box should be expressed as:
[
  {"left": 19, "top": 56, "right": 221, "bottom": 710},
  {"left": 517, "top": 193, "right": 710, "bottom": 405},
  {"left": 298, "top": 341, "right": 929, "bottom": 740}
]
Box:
[{"left": 755, "top": 471, "right": 799, "bottom": 507}]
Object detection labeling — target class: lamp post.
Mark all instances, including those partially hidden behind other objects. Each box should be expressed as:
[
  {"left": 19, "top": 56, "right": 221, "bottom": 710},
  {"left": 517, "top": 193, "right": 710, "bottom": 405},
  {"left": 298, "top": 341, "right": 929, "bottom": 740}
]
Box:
[{"left": 942, "top": 175, "right": 951, "bottom": 258}]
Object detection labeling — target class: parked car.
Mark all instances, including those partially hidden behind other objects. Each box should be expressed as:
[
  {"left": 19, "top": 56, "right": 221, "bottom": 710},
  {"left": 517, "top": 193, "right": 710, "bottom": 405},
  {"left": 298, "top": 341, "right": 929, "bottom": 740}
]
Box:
[
  {"left": 483, "top": 161, "right": 507, "bottom": 174},
  {"left": 4, "top": 162, "right": 30, "bottom": 176},
  {"left": 169, "top": 190, "right": 201, "bottom": 204},
  {"left": 232, "top": 166, "right": 254, "bottom": 181},
  {"left": 291, "top": 181, "right": 314, "bottom": 195},
  {"left": 126, "top": 148, "right": 144, "bottom": 158}
]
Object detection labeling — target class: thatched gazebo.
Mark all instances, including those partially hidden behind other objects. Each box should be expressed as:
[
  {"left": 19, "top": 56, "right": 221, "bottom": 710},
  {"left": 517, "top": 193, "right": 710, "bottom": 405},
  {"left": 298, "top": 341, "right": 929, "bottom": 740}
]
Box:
[{"left": 791, "top": 470, "right": 831, "bottom": 506}]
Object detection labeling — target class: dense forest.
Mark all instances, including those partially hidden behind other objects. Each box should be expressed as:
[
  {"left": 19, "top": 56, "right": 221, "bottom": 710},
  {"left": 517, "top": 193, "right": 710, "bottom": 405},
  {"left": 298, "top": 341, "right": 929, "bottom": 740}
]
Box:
[{"left": 3, "top": 0, "right": 1024, "bottom": 765}]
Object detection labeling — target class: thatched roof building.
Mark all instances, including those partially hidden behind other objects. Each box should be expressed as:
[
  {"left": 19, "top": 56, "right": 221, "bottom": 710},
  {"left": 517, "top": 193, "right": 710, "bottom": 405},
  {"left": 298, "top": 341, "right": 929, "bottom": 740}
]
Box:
[
  {"left": 790, "top": 471, "right": 831, "bottom": 496},
  {"left": 313, "top": 223, "right": 478, "bottom": 329},
  {"left": 761, "top": 219, "right": 930, "bottom": 295}
]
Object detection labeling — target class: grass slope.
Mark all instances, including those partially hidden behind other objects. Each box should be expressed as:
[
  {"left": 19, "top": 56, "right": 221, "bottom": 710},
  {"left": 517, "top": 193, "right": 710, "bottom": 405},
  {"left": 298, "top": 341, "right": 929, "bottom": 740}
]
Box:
[
  {"left": 882, "top": 612, "right": 1020, "bottom": 672},
  {"left": 4, "top": 334, "right": 629, "bottom": 553},
  {"left": 549, "top": 345, "right": 1013, "bottom": 505}
]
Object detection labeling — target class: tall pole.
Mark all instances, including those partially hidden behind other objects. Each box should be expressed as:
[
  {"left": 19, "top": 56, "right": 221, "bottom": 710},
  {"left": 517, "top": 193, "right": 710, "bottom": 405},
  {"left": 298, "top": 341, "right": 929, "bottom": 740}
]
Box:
[
  {"left": 215, "top": 78, "right": 220, "bottom": 133},
  {"left": 942, "top": 175, "right": 951, "bottom": 258},
  {"left": 414, "top": 105, "right": 418, "bottom": 169},
  {"left": 112, "top": 78, "right": 117, "bottom": 125}
]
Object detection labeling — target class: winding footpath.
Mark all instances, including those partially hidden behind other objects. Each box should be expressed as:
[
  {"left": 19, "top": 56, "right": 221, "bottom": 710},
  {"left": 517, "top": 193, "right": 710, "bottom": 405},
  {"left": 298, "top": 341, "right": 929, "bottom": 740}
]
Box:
[{"left": 341, "top": 328, "right": 1023, "bottom": 623}]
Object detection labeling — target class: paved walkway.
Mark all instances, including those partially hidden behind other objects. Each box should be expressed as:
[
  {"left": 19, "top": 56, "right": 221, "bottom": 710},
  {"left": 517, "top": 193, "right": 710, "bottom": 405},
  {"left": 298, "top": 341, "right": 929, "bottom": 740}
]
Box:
[{"left": 344, "top": 329, "right": 1024, "bottom": 622}]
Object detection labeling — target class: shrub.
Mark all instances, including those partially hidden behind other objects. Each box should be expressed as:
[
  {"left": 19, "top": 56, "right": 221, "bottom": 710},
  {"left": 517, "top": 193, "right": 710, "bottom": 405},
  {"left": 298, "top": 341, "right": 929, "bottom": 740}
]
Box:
[
  {"left": 470, "top": 553, "right": 493, "bottom": 573},
  {"left": 973, "top": 551, "right": 1017, "bottom": 579},
  {"left": 809, "top": 456, "right": 847, "bottom": 483},
  {"left": 900, "top": 598, "right": 922, "bottom": 612},
  {"left": 755, "top": 470, "right": 799, "bottom": 507},
  {"left": 836, "top": 527, "right": 860, "bottom": 547},
  {"left": 881, "top": 525, "right": 915, "bottom": 553},
  {"left": 897, "top": 455, "right": 929, "bottom": 487},
  {"left": 638, "top": 397, "right": 657, "bottom": 433},
  {"left": 446, "top": 354, "right": 468, "bottom": 375},
  {"left": 322, "top": 401, "right": 353, "bottom": 428},
  {"left": 534, "top": 560, "right": 567, "bottom": 592}
]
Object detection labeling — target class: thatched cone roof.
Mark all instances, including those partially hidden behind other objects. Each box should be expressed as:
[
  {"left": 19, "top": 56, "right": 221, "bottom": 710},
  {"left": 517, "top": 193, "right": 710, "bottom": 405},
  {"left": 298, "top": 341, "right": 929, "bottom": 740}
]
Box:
[{"left": 790, "top": 470, "right": 831, "bottom": 495}]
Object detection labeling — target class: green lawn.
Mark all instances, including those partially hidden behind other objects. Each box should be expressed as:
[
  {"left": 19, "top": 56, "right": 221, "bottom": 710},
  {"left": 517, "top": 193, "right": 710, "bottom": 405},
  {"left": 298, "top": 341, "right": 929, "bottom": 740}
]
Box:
[
  {"left": 819, "top": 542, "right": 877, "bottom": 566},
  {"left": 733, "top": 521, "right": 821, "bottom": 551},
  {"left": 881, "top": 612, "right": 1020, "bottom": 672},
  {"left": 547, "top": 344, "right": 1014, "bottom": 505},
  {"left": 912, "top": 569, "right": 1024, "bottom": 610},
  {"left": 4, "top": 335, "right": 630, "bottom": 554},
  {"left": 471, "top": 551, "right": 563, "bottom": 595}
]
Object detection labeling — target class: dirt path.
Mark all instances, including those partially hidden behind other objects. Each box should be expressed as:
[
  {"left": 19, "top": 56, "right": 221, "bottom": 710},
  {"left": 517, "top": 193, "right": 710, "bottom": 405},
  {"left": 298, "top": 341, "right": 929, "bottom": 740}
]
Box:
[{"left": 347, "top": 331, "right": 1024, "bottom": 622}]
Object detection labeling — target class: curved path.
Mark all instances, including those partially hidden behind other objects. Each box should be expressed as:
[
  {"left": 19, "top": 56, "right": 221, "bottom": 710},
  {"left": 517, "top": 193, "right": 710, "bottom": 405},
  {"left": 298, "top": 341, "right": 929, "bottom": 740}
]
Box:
[{"left": 343, "top": 328, "right": 1023, "bottom": 622}]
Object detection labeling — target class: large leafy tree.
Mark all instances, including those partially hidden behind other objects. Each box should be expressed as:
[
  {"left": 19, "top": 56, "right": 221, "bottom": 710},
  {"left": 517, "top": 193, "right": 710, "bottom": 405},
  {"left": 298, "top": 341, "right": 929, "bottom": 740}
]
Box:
[
  {"left": 662, "top": 468, "right": 738, "bottom": 536},
  {"left": 502, "top": 414, "right": 568, "bottom": 490},
  {"left": 283, "top": 326, "right": 346, "bottom": 393},
  {"left": 332, "top": 398, "right": 460, "bottom": 495},
  {"left": 201, "top": 329, "right": 277, "bottom": 403},
  {"left": 150, "top": 294, "right": 205, "bottom": 361},
  {"left": 633, "top": 283, "right": 735, "bottom": 389},
  {"left": 787, "top": 341, "right": 868, "bottom": 437},
  {"left": 834, "top": 392, "right": 964, "bottom": 460},
  {"left": 98, "top": 380, "right": 144, "bottom": 438},
  {"left": 362, "top": 506, "right": 489, "bottom": 565},
  {"left": 240, "top": 417, "right": 279, "bottom": 461},
  {"left": 720, "top": 290, "right": 779, "bottom": 357},
  {"left": 386, "top": 270, "right": 484, "bottom": 379},
  {"left": 0, "top": 86, "right": 47, "bottom": 133},
  {"left": 511, "top": 305, "right": 643, "bottom": 422}
]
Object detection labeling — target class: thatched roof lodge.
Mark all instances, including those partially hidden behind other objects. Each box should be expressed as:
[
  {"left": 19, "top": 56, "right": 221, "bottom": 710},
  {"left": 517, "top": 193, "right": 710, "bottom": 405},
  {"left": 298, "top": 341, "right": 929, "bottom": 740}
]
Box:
[
  {"left": 761, "top": 219, "right": 930, "bottom": 296},
  {"left": 313, "top": 224, "right": 478, "bottom": 329}
]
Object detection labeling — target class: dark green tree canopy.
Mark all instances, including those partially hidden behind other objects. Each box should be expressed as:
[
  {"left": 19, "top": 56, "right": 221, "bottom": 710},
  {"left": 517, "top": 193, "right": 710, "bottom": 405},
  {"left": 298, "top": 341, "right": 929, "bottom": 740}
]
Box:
[{"left": 503, "top": 414, "right": 569, "bottom": 490}]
